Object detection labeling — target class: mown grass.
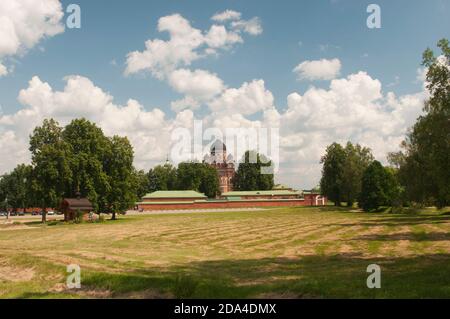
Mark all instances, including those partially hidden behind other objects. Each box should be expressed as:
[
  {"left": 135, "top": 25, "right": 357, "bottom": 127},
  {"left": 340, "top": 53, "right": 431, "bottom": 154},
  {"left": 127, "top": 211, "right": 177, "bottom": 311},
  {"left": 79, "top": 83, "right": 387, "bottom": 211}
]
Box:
[{"left": 1, "top": 206, "right": 450, "bottom": 298}]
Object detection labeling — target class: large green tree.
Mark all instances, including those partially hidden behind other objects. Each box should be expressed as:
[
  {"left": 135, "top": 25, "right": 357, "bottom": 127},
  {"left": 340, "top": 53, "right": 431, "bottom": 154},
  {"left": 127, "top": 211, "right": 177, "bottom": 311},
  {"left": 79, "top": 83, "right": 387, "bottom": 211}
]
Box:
[
  {"left": 29, "top": 119, "right": 72, "bottom": 223},
  {"left": 341, "top": 142, "right": 374, "bottom": 207},
  {"left": 320, "top": 143, "right": 346, "bottom": 205},
  {"left": 62, "top": 118, "right": 111, "bottom": 213},
  {"left": 359, "top": 161, "right": 400, "bottom": 212},
  {"left": 28, "top": 118, "right": 139, "bottom": 222},
  {"left": 232, "top": 151, "right": 274, "bottom": 191},
  {"left": 103, "top": 136, "right": 138, "bottom": 220},
  {"left": 393, "top": 39, "right": 450, "bottom": 208},
  {"left": 320, "top": 142, "right": 374, "bottom": 206}
]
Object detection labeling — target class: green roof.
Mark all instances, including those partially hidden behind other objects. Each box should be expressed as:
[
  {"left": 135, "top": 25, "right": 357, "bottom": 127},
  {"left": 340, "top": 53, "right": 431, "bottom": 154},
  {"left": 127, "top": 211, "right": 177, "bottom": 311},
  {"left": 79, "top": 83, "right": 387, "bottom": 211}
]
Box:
[
  {"left": 142, "top": 190, "right": 207, "bottom": 199},
  {"left": 222, "top": 190, "right": 302, "bottom": 197}
]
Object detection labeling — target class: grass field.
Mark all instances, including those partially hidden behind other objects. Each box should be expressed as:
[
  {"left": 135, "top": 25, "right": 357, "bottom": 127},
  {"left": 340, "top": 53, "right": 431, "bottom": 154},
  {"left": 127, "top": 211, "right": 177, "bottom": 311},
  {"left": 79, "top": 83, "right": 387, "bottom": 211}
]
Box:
[{"left": 1, "top": 206, "right": 450, "bottom": 299}]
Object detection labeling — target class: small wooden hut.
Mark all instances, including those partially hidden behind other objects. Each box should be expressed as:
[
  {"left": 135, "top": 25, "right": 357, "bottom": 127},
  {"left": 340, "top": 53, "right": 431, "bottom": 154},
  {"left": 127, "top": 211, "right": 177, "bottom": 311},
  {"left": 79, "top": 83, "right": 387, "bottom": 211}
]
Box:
[{"left": 60, "top": 197, "right": 94, "bottom": 221}]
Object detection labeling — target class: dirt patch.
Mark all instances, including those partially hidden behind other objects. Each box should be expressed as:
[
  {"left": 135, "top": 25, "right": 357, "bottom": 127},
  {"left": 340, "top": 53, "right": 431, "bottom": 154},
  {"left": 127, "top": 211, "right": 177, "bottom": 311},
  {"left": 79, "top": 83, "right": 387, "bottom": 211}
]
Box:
[{"left": 0, "top": 264, "right": 35, "bottom": 282}]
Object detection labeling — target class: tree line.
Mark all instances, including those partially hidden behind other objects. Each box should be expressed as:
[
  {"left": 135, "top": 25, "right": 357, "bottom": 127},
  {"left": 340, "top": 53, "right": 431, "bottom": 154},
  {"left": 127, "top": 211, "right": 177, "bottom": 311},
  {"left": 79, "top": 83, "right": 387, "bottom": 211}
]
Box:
[{"left": 320, "top": 39, "right": 449, "bottom": 211}]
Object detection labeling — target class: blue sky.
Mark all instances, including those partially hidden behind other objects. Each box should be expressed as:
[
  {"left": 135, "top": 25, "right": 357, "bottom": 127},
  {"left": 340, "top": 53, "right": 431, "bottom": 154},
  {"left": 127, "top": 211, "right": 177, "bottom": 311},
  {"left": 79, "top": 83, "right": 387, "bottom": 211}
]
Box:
[
  {"left": 0, "top": 0, "right": 449, "bottom": 188},
  {"left": 1, "top": 0, "right": 448, "bottom": 114}
]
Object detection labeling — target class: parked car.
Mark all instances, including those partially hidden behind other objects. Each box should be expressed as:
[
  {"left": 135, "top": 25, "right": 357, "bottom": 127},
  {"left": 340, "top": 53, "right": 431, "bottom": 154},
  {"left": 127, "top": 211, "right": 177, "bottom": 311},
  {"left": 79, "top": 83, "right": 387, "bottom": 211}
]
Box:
[
  {"left": 31, "top": 211, "right": 40, "bottom": 216},
  {"left": 0, "top": 211, "right": 6, "bottom": 217},
  {"left": 18, "top": 211, "right": 25, "bottom": 216},
  {"left": 9, "top": 211, "right": 17, "bottom": 216},
  {"left": 47, "top": 210, "right": 55, "bottom": 215}
]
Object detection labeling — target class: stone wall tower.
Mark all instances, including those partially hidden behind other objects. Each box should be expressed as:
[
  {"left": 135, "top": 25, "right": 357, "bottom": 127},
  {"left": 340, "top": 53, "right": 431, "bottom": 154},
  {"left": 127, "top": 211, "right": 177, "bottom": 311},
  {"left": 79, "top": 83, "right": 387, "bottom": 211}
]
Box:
[{"left": 204, "top": 140, "right": 235, "bottom": 194}]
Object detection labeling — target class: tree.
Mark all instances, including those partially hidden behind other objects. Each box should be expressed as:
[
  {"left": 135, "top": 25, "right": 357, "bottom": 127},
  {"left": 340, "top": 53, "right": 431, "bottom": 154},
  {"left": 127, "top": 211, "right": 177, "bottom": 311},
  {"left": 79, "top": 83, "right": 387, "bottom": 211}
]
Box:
[
  {"left": 232, "top": 151, "right": 274, "bottom": 191},
  {"left": 62, "top": 118, "right": 111, "bottom": 213},
  {"left": 29, "top": 119, "right": 72, "bottom": 223},
  {"left": 0, "top": 165, "right": 33, "bottom": 219},
  {"left": 28, "top": 118, "right": 139, "bottom": 222},
  {"left": 103, "top": 136, "right": 138, "bottom": 220},
  {"left": 394, "top": 39, "right": 450, "bottom": 208},
  {"left": 198, "top": 164, "right": 220, "bottom": 198},
  {"left": 341, "top": 142, "right": 374, "bottom": 207},
  {"left": 320, "top": 142, "right": 374, "bottom": 206},
  {"left": 148, "top": 163, "right": 178, "bottom": 192},
  {"left": 320, "top": 143, "right": 346, "bottom": 206},
  {"left": 177, "top": 162, "right": 219, "bottom": 198},
  {"left": 135, "top": 169, "right": 150, "bottom": 199},
  {"left": 359, "top": 161, "right": 399, "bottom": 212}
]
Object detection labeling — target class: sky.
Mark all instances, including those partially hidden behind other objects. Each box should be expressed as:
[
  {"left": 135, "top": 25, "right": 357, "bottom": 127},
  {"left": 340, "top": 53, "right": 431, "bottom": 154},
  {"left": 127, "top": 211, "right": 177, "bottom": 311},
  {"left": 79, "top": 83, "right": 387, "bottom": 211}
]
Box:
[{"left": 0, "top": 0, "right": 449, "bottom": 189}]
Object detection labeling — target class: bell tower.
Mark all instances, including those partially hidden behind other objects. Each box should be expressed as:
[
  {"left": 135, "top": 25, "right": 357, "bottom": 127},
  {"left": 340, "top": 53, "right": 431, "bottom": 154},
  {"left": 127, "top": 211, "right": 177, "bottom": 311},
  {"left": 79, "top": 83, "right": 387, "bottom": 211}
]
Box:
[{"left": 204, "top": 140, "right": 236, "bottom": 194}]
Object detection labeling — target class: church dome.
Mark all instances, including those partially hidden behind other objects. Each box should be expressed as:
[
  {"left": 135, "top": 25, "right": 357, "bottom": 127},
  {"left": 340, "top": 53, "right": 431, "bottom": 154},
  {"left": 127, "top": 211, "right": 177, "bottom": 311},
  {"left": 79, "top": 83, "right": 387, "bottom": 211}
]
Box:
[{"left": 210, "top": 140, "right": 226, "bottom": 155}]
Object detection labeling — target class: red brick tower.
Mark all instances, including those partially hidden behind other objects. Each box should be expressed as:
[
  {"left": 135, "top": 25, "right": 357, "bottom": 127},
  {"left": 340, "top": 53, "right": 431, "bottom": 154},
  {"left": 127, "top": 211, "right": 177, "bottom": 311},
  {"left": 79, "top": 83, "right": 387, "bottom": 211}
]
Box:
[{"left": 204, "top": 140, "right": 235, "bottom": 194}]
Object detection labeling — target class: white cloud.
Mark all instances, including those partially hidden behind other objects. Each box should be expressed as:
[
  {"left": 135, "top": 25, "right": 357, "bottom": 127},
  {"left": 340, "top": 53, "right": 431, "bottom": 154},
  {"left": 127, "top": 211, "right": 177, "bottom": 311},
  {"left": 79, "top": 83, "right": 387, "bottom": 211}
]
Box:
[
  {"left": 0, "top": 0, "right": 64, "bottom": 75},
  {"left": 211, "top": 10, "right": 242, "bottom": 22},
  {"left": 231, "top": 17, "right": 263, "bottom": 35},
  {"left": 124, "top": 13, "right": 256, "bottom": 79},
  {"left": 0, "top": 63, "right": 8, "bottom": 77},
  {"left": 211, "top": 10, "right": 263, "bottom": 36},
  {"left": 293, "top": 58, "right": 341, "bottom": 81},
  {"left": 278, "top": 71, "right": 425, "bottom": 186},
  {"left": 171, "top": 96, "right": 200, "bottom": 112},
  {"left": 204, "top": 24, "right": 242, "bottom": 49},
  {"left": 168, "top": 69, "right": 225, "bottom": 108},
  {"left": 208, "top": 79, "right": 274, "bottom": 116}
]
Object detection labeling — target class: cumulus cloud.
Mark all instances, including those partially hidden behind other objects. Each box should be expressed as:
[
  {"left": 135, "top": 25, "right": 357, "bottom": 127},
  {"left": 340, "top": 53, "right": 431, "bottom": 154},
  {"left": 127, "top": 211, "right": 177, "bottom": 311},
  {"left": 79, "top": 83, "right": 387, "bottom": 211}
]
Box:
[
  {"left": 208, "top": 80, "right": 274, "bottom": 116},
  {"left": 168, "top": 69, "right": 225, "bottom": 111},
  {"left": 293, "top": 58, "right": 341, "bottom": 81},
  {"left": 277, "top": 71, "right": 425, "bottom": 186},
  {"left": 0, "top": 0, "right": 64, "bottom": 75},
  {"left": 231, "top": 17, "right": 263, "bottom": 36},
  {"left": 124, "top": 13, "right": 256, "bottom": 78},
  {"left": 211, "top": 10, "right": 242, "bottom": 22}
]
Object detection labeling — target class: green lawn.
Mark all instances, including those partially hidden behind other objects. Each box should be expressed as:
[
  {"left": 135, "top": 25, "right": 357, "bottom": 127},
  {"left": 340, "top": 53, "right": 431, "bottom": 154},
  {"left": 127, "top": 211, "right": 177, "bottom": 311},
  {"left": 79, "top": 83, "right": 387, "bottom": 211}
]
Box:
[{"left": 1, "top": 206, "right": 450, "bottom": 298}]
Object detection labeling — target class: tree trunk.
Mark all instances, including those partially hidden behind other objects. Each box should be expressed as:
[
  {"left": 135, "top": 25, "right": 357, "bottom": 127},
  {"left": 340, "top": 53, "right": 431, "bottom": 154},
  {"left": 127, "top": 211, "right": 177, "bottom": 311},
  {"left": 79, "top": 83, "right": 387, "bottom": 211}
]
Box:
[
  {"left": 42, "top": 208, "right": 47, "bottom": 223},
  {"left": 111, "top": 211, "right": 116, "bottom": 220}
]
